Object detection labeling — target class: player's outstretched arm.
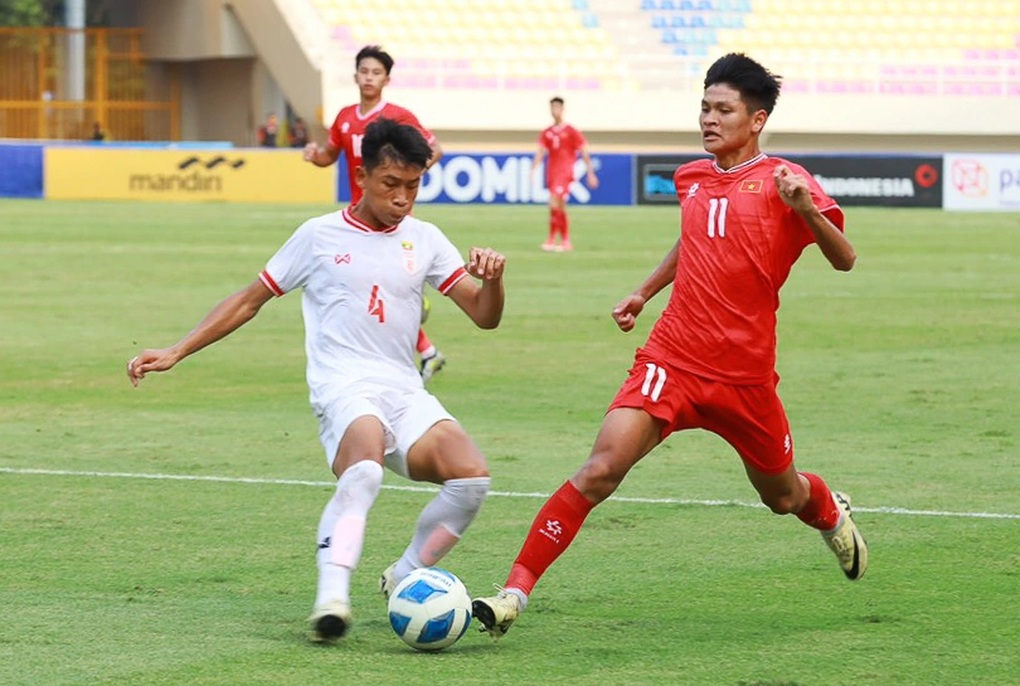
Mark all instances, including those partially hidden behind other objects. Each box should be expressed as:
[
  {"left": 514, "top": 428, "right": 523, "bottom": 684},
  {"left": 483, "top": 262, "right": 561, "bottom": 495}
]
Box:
[
  {"left": 581, "top": 146, "right": 599, "bottom": 189},
  {"left": 447, "top": 247, "right": 506, "bottom": 330},
  {"left": 774, "top": 164, "right": 856, "bottom": 271},
  {"left": 127, "top": 279, "right": 275, "bottom": 387},
  {"left": 612, "top": 238, "right": 680, "bottom": 332},
  {"left": 531, "top": 146, "right": 546, "bottom": 173}
]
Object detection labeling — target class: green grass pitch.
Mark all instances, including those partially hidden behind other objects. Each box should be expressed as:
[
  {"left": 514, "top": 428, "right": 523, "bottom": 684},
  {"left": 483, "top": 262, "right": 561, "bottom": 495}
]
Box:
[{"left": 1, "top": 199, "right": 1018, "bottom": 685}]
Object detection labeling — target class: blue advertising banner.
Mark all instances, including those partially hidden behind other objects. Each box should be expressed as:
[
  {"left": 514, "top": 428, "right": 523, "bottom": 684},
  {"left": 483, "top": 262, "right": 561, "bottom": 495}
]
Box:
[
  {"left": 337, "top": 153, "right": 633, "bottom": 206},
  {"left": 0, "top": 144, "right": 45, "bottom": 198}
]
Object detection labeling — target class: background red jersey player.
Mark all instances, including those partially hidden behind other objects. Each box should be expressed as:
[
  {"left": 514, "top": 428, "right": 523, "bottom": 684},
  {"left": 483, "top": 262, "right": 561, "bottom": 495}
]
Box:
[
  {"left": 532, "top": 96, "right": 598, "bottom": 252},
  {"left": 304, "top": 45, "right": 447, "bottom": 381},
  {"left": 473, "top": 53, "right": 868, "bottom": 641}
]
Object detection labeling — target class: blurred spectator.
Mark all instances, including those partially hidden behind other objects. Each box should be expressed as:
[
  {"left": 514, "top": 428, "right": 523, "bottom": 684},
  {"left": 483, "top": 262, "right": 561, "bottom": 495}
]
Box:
[
  {"left": 258, "top": 114, "right": 279, "bottom": 147},
  {"left": 289, "top": 117, "right": 310, "bottom": 148},
  {"left": 90, "top": 121, "right": 107, "bottom": 142}
]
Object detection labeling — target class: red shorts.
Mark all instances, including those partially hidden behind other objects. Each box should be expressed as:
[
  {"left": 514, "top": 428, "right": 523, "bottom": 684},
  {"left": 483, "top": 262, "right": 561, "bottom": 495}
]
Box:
[
  {"left": 607, "top": 349, "right": 794, "bottom": 475},
  {"left": 547, "top": 175, "right": 573, "bottom": 200}
]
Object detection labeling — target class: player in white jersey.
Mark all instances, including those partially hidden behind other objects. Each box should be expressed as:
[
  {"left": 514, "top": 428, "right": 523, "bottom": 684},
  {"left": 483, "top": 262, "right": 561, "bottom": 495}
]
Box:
[{"left": 127, "top": 118, "right": 507, "bottom": 643}]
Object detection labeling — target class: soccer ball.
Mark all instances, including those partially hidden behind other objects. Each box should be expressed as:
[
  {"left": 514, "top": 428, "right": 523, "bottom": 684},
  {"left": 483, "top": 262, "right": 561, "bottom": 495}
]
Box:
[{"left": 387, "top": 567, "right": 472, "bottom": 651}]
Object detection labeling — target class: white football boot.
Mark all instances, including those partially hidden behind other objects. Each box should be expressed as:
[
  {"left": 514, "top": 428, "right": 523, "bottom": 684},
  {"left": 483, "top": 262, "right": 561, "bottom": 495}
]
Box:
[{"left": 822, "top": 491, "right": 869, "bottom": 581}]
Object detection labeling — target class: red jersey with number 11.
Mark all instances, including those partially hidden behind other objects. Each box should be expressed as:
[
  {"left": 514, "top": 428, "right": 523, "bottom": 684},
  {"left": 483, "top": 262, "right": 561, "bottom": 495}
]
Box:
[
  {"left": 643, "top": 153, "right": 844, "bottom": 385},
  {"left": 328, "top": 101, "right": 436, "bottom": 204}
]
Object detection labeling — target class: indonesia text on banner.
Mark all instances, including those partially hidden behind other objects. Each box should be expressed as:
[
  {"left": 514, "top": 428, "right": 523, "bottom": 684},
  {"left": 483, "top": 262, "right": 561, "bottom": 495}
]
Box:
[{"left": 45, "top": 148, "right": 335, "bottom": 203}]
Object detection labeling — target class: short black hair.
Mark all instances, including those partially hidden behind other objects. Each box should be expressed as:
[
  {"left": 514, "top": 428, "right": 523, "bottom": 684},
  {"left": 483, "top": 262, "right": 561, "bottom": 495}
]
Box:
[
  {"left": 704, "top": 53, "right": 782, "bottom": 114},
  {"left": 356, "top": 45, "right": 394, "bottom": 75},
  {"left": 361, "top": 118, "right": 432, "bottom": 171},
  {"left": 550, "top": 96, "right": 564, "bottom": 105}
]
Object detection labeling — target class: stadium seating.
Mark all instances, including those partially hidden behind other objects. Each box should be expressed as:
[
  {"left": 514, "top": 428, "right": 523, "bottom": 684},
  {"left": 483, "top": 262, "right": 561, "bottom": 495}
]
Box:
[
  {"left": 637, "top": 0, "right": 1019, "bottom": 96},
  {"left": 312, "top": 0, "right": 622, "bottom": 92},
  {"left": 312, "top": 0, "right": 1018, "bottom": 98}
]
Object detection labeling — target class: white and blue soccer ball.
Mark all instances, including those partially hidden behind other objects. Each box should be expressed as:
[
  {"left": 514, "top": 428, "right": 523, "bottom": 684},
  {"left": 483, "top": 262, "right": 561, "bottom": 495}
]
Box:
[{"left": 387, "top": 567, "right": 472, "bottom": 651}]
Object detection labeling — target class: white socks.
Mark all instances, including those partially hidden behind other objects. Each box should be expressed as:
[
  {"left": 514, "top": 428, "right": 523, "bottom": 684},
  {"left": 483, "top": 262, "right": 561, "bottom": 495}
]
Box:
[
  {"left": 392, "top": 476, "right": 491, "bottom": 580},
  {"left": 314, "top": 460, "right": 383, "bottom": 607},
  {"left": 314, "top": 467, "right": 490, "bottom": 607}
]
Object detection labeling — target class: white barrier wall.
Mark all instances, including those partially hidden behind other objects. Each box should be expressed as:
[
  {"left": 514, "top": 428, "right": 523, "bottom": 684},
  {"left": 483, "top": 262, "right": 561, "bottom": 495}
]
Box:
[{"left": 944, "top": 154, "right": 1020, "bottom": 211}]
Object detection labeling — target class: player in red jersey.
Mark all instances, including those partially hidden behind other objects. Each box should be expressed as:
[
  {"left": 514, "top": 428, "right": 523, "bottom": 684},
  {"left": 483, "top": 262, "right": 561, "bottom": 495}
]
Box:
[
  {"left": 304, "top": 45, "right": 447, "bottom": 381},
  {"left": 473, "top": 53, "right": 868, "bottom": 640},
  {"left": 533, "top": 97, "right": 598, "bottom": 252}
]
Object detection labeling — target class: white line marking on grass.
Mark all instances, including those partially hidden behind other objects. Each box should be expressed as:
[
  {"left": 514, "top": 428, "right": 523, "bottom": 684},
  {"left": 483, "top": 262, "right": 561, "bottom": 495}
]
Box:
[{"left": 3, "top": 467, "right": 1019, "bottom": 520}]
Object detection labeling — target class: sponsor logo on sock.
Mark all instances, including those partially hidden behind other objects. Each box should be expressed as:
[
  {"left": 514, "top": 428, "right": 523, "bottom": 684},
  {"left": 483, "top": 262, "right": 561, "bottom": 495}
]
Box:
[
  {"left": 317, "top": 536, "right": 331, "bottom": 550},
  {"left": 539, "top": 519, "right": 563, "bottom": 543}
]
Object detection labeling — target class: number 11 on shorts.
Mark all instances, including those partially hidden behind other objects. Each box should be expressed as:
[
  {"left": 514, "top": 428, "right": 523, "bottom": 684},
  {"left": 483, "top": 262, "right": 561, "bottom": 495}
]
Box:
[{"left": 641, "top": 363, "right": 667, "bottom": 402}]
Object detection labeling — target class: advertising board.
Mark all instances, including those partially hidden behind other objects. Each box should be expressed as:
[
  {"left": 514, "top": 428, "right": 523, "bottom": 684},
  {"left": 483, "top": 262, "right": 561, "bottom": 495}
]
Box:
[{"left": 46, "top": 148, "right": 334, "bottom": 203}]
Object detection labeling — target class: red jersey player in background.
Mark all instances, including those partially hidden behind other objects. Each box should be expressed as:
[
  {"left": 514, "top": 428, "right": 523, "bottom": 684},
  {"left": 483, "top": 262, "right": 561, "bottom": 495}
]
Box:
[
  {"left": 473, "top": 53, "right": 868, "bottom": 640},
  {"left": 304, "top": 45, "right": 448, "bottom": 382},
  {"left": 533, "top": 96, "right": 598, "bottom": 252}
]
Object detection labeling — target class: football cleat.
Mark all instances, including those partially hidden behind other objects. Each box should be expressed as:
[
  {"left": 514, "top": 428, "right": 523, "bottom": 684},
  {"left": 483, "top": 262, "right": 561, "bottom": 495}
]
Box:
[
  {"left": 420, "top": 351, "right": 446, "bottom": 383},
  {"left": 308, "top": 600, "right": 352, "bottom": 643},
  {"left": 540, "top": 241, "right": 557, "bottom": 252},
  {"left": 471, "top": 587, "right": 521, "bottom": 640},
  {"left": 823, "top": 491, "right": 869, "bottom": 581},
  {"left": 559, "top": 240, "right": 573, "bottom": 252},
  {"left": 379, "top": 562, "right": 399, "bottom": 601}
]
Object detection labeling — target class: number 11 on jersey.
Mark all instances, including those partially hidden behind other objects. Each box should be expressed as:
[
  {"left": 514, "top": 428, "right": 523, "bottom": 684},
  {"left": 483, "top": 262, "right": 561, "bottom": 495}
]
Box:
[{"left": 707, "top": 197, "right": 729, "bottom": 238}]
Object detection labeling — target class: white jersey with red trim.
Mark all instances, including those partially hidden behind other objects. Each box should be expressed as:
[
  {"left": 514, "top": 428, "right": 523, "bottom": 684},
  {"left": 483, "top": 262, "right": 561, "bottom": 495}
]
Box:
[{"left": 260, "top": 208, "right": 468, "bottom": 407}]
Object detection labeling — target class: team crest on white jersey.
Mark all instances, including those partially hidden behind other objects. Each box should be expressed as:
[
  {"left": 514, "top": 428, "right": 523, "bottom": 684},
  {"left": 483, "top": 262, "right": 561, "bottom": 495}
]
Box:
[
  {"left": 401, "top": 241, "right": 416, "bottom": 274},
  {"left": 687, "top": 182, "right": 700, "bottom": 198}
]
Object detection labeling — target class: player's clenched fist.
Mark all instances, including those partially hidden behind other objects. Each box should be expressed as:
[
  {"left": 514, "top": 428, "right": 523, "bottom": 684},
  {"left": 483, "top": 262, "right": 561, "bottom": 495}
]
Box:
[
  {"left": 303, "top": 142, "right": 321, "bottom": 163},
  {"left": 126, "top": 347, "right": 180, "bottom": 387},
  {"left": 612, "top": 293, "right": 647, "bottom": 332},
  {"left": 773, "top": 164, "right": 813, "bottom": 213},
  {"left": 467, "top": 247, "right": 506, "bottom": 281}
]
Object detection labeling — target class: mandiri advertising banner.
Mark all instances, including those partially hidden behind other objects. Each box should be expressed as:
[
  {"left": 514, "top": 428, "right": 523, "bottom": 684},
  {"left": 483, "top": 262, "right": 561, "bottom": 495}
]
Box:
[{"left": 46, "top": 148, "right": 334, "bottom": 203}]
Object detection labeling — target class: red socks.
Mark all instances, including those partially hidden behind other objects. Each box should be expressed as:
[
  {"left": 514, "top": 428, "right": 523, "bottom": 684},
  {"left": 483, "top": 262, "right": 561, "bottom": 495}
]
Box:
[
  {"left": 416, "top": 328, "right": 433, "bottom": 355},
  {"left": 549, "top": 207, "right": 568, "bottom": 243},
  {"left": 503, "top": 474, "right": 839, "bottom": 599},
  {"left": 796, "top": 472, "right": 841, "bottom": 530},
  {"left": 505, "top": 480, "right": 595, "bottom": 596}
]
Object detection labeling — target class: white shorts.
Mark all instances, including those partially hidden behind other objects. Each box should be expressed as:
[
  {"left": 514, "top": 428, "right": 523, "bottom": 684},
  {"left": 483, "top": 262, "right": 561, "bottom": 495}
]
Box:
[{"left": 316, "top": 384, "right": 456, "bottom": 478}]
